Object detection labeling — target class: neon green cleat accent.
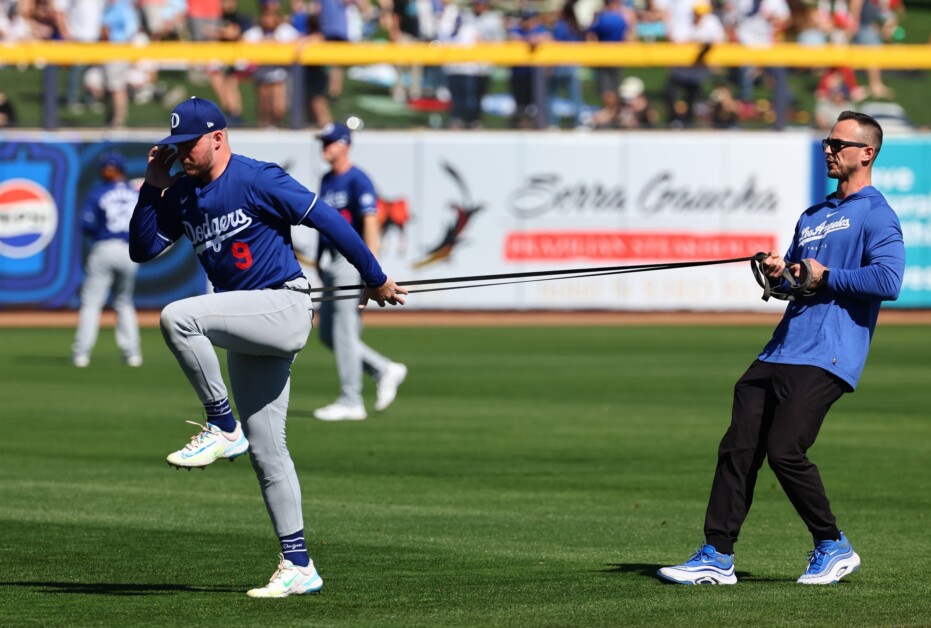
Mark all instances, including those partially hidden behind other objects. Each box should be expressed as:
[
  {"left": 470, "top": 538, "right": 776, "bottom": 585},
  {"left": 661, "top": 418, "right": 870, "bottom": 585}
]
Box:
[{"left": 166, "top": 420, "right": 249, "bottom": 469}]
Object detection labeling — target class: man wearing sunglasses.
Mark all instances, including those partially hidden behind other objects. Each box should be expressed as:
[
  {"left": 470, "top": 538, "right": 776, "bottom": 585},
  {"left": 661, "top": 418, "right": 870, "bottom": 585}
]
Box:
[{"left": 659, "top": 111, "right": 905, "bottom": 586}]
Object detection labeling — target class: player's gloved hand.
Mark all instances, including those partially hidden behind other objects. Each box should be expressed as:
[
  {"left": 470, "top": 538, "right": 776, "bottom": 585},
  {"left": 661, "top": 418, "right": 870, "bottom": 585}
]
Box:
[
  {"left": 360, "top": 277, "right": 408, "bottom": 309},
  {"left": 144, "top": 144, "right": 183, "bottom": 190}
]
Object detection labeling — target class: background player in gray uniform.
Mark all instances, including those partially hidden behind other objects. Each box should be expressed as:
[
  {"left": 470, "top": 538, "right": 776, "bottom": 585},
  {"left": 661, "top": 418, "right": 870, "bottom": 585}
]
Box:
[
  {"left": 313, "top": 123, "right": 408, "bottom": 422},
  {"left": 129, "top": 97, "right": 407, "bottom": 598},
  {"left": 72, "top": 151, "right": 142, "bottom": 368}
]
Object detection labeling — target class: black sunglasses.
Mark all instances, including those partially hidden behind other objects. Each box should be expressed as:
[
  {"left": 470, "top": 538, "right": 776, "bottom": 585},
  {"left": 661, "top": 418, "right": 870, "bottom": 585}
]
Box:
[{"left": 821, "top": 138, "right": 870, "bottom": 153}]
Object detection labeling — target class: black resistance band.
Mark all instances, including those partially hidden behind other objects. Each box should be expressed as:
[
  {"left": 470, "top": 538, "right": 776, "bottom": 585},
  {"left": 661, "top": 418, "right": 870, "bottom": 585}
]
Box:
[{"left": 299, "top": 253, "right": 770, "bottom": 303}]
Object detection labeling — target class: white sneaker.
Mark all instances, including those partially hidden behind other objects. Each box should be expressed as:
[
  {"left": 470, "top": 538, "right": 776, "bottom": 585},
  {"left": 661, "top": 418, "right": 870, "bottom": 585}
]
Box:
[
  {"left": 246, "top": 554, "right": 324, "bottom": 598},
  {"left": 73, "top": 355, "right": 90, "bottom": 368},
  {"left": 166, "top": 420, "right": 249, "bottom": 469},
  {"left": 313, "top": 402, "right": 367, "bottom": 421},
  {"left": 374, "top": 363, "right": 407, "bottom": 412}
]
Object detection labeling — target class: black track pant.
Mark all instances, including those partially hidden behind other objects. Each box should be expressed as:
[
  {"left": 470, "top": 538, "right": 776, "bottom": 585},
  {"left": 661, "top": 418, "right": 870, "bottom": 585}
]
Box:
[{"left": 704, "top": 360, "right": 847, "bottom": 555}]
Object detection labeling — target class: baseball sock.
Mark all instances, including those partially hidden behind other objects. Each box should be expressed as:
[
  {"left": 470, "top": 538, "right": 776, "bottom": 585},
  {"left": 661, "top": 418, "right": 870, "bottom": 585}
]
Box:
[
  {"left": 204, "top": 398, "right": 236, "bottom": 433},
  {"left": 279, "top": 530, "right": 310, "bottom": 567}
]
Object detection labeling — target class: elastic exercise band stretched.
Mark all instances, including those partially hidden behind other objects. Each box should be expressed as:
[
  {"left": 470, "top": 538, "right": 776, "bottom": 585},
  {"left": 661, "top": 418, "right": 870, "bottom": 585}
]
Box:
[{"left": 302, "top": 253, "right": 769, "bottom": 303}]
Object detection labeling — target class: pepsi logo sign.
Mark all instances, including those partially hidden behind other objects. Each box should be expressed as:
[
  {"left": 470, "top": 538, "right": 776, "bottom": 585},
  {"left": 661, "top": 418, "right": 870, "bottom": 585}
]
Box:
[{"left": 0, "top": 178, "right": 58, "bottom": 259}]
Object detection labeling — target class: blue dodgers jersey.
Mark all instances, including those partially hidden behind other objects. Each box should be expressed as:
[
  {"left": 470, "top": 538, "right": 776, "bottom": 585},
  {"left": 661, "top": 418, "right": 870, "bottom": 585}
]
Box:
[
  {"left": 81, "top": 180, "right": 138, "bottom": 242},
  {"left": 158, "top": 155, "right": 314, "bottom": 291},
  {"left": 589, "top": 10, "right": 628, "bottom": 42},
  {"left": 758, "top": 186, "right": 905, "bottom": 390},
  {"left": 317, "top": 165, "right": 377, "bottom": 253}
]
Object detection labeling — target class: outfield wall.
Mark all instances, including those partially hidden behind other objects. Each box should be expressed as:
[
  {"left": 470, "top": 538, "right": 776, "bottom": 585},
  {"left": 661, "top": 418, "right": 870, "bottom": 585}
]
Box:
[{"left": 1, "top": 130, "right": 928, "bottom": 310}]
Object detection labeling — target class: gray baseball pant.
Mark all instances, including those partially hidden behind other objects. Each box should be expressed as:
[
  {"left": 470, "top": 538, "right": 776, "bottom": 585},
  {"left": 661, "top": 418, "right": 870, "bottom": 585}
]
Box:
[
  {"left": 73, "top": 239, "right": 141, "bottom": 360},
  {"left": 318, "top": 252, "right": 392, "bottom": 407},
  {"left": 159, "top": 278, "right": 313, "bottom": 538}
]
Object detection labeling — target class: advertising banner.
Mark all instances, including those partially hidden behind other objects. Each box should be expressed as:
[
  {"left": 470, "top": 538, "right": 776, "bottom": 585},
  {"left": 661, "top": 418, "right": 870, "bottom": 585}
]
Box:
[
  {"left": 861, "top": 139, "right": 931, "bottom": 308},
  {"left": 0, "top": 139, "right": 205, "bottom": 309},
  {"left": 4, "top": 130, "right": 926, "bottom": 311},
  {"left": 0, "top": 142, "right": 81, "bottom": 307},
  {"left": 343, "top": 131, "right": 809, "bottom": 310}
]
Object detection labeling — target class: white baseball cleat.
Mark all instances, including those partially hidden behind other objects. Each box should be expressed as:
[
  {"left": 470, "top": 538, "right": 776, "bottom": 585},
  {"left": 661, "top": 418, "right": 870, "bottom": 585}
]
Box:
[
  {"left": 73, "top": 355, "right": 90, "bottom": 368},
  {"left": 166, "top": 420, "right": 249, "bottom": 469},
  {"left": 246, "top": 554, "right": 324, "bottom": 598},
  {"left": 125, "top": 355, "right": 143, "bottom": 368},
  {"left": 374, "top": 362, "right": 407, "bottom": 412},
  {"left": 313, "top": 402, "right": 367, "bottom": 421}
]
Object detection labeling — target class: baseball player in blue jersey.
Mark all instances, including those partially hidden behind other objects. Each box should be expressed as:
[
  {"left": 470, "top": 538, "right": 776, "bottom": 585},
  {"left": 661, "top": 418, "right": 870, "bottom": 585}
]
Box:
[
  {"left": 659, "top": 111, "right": 905, "bottom": 586},
  {"left": 129, "top": 97, "right": 407, "bottom": 598},
  {"left": 312, "top": 123, "right": 408, "bottom": 421},
  {"left": 72, "top": 151, "right": 143, "bottom": 368}
]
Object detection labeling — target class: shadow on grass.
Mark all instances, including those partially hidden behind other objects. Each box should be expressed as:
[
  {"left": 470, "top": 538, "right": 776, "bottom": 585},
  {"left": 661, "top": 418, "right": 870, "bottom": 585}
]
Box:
[
  {"left": 1, "top": 581, "right": 242, "bottom": 596},
  {"left": 600, "top": 563, "right": 664, "bottom": 578},
  {"left": 13, "top": 356, "right": 75, "bottom": 367},
  {"left": 601, "top": 564, "right": 783, "bottom": 583},
  {"left": 288, "top": 408, "right": 317, "bottom": 419}
]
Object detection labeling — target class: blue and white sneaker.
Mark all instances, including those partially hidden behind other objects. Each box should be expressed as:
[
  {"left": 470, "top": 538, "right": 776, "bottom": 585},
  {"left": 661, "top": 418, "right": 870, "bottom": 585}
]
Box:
[
  {"left": 166, "top": 420, "right": 249, "bottom": 469},
  {"left": 797, "top": 531, "right": 861, "bottom": 585},
  {"left": 658, "top": 544, "right": 737, "bottom": 585},
  {"left": 246, "top": 554, "right": 324, "bottom": 598}
]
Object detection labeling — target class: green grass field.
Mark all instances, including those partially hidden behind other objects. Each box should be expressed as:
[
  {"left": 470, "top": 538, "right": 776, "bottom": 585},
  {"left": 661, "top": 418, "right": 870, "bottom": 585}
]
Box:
[{"left": 1, "top": 323, "right": 929, "bottom": 626}]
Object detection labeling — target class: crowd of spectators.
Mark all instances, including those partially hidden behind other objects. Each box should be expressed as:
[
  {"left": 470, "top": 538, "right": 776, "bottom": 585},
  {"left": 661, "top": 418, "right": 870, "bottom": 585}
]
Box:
[{"left": 0, "top": 0, "right": 910, "bottom": 130}]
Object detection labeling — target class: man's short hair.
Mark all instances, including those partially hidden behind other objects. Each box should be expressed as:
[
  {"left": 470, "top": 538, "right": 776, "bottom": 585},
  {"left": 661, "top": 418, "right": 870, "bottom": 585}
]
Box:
[{"left": 838, "top": 110, "right": 883, "bottom": 162}]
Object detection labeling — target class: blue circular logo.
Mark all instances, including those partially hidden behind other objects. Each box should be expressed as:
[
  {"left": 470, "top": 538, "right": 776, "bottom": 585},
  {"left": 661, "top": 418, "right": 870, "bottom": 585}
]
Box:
[{"left": 0, "top": 179, "right": 59, "bottom": 259}]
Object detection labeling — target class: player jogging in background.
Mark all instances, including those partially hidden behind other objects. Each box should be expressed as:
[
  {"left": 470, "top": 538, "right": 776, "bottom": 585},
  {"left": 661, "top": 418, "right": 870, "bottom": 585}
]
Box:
[
  {"left": 72, "top": 150, "right": 143, "bottom": 368},
  {"left": 658, "top": 111, "right": 905, "bottom": 586},
  {"left": 129, "top": 97, "right": 407, "bottom": 598},
  {"left": 313, "top": 122, "right": 408, "bottom": 422}
]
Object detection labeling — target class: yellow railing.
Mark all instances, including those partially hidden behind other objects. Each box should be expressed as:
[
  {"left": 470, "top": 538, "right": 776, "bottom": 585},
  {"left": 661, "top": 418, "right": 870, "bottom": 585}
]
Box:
[{"left": 2, "top": 41, "right": 931, "bottom": 69}]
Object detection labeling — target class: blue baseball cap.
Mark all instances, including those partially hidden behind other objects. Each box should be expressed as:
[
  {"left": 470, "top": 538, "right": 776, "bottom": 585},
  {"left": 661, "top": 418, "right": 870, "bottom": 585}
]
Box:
[
  {"left": 99, "top": 150, "right": 126, "bottom": 172},
  {"left": 156, "top": 97, "right": 227, "bottom": 145},
  {"left": 315, "top": 122, "right": 352, "bottom": 145}
]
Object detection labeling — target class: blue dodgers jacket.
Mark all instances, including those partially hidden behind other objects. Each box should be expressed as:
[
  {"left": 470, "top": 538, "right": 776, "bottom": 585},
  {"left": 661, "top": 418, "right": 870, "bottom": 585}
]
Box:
[{"left": 758, "top": 186, "right": 905, "bottom": 390}]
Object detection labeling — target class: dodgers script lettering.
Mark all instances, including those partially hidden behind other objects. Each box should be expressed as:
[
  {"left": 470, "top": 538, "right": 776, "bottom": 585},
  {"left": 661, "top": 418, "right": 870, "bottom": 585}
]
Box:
[{"left": 184, "top": 208, "right": 254, "bottom": 254}]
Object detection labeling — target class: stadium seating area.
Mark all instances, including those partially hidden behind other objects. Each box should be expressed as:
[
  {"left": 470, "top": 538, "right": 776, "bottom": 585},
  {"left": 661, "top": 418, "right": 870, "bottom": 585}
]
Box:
[{"left": 0, "top": 0, "right": 928, "bottom": 131}]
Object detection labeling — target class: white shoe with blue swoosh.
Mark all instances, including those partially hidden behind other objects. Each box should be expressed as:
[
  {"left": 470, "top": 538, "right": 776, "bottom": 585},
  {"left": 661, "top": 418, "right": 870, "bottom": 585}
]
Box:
[{"left": 166, "top": 420, "right": 249, "bottom": 469}]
